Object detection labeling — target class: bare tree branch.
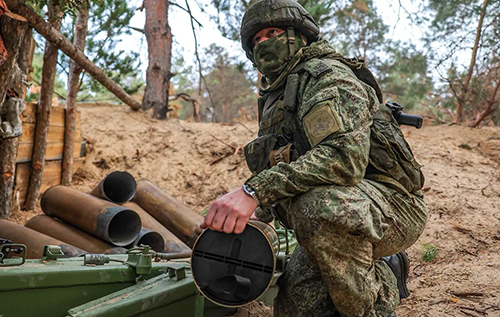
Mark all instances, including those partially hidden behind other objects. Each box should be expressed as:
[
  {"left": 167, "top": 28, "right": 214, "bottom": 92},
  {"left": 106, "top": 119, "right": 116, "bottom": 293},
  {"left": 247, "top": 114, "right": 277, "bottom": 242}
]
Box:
[
  {"left": 184, "top": 0, "right": 216, "bottom": 112},
  {"left": 168, "top": 1, "right": 202, "bottom": 27},
  {"left": 456, "top": 0, "right": 491, "bottom": 123},
  {"left": 168, "top": 92, "right": 200, "bottom": 121},
  {"left": 470, "top": 68, "right": 500, "bottom": 127},
  {"left": 128, "top": 26, "right": 145, "bottom": 34}
]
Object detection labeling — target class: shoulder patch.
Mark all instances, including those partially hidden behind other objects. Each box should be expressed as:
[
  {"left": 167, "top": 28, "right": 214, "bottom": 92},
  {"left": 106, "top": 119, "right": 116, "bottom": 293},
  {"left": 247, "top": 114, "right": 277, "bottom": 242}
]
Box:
[
  {"left": 303, "top": 102, "right": 340, "bottom": 146},
  {"left": 303, "top": 59, "right": 332, "bottom": 78}
]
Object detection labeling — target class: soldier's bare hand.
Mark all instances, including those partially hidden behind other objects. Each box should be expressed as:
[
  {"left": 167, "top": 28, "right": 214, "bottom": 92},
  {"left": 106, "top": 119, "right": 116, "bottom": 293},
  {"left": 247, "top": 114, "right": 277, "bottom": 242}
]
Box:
[{"left": 200, "top": 187, "right": 257, "bottom": 234}]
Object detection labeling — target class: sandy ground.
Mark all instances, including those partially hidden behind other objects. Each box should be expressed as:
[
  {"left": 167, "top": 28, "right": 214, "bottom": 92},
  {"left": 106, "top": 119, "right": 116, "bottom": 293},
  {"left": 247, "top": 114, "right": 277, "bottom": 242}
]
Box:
[{"left": 9, "top": 104, "right": 500, "bottom": 316}]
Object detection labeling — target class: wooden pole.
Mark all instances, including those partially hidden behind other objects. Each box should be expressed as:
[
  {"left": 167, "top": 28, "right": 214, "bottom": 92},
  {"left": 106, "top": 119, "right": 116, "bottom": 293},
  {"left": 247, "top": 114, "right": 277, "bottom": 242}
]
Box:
[
  {"left": 5, "top": 0, "right": 142, "bottom": 111},
  {"left": 24, "top": 0, "right": 62, "bottom": 211},
  {"left": 0, "top": 9, "right": 28, "bottom": 218},
  {"left": 61, "top": 4, "right": 88, "bottom": 186}
]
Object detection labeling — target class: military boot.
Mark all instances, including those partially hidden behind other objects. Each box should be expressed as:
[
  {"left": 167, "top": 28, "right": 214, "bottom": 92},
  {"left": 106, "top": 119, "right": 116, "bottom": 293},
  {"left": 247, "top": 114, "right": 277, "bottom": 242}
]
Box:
[{"left": 381, "top": 251, "right": 410, "bottom": 299}]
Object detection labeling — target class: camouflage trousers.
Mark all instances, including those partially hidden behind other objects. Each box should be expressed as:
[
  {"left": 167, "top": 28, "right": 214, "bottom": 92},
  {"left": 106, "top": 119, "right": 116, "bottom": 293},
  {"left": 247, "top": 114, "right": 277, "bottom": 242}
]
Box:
[{"left": 274, "top": 179, "right": 427, "bottom": 317}]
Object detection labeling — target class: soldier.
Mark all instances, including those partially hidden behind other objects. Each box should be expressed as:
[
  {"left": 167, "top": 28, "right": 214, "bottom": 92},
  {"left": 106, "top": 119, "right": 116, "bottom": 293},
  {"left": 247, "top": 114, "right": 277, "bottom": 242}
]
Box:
[{"left": 201, "top": 1, "right": 428, "bottom": 316}]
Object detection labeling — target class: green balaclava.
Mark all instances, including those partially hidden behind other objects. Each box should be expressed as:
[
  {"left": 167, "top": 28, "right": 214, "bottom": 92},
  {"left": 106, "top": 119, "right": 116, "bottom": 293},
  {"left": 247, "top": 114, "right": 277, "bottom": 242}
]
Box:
[{"left": 253, "top": 29, "right": 306, "bottom": 82}]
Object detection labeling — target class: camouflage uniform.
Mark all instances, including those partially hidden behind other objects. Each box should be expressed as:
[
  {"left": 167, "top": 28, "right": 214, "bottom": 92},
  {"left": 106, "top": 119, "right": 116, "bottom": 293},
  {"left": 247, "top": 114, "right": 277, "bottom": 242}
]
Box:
[{"left": 241, "top": 2, "right": 428, "bottom": 317}]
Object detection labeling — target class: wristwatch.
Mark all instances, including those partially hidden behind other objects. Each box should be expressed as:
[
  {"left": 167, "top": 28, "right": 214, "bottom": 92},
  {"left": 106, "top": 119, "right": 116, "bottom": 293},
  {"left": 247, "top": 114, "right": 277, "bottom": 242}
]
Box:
[{"left": 242, "top": 184, "right": 260, "bottom": 206}]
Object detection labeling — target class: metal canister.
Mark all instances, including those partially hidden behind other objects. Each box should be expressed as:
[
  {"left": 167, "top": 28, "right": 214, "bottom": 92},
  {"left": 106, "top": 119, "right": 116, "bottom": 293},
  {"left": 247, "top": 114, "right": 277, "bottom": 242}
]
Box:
[
  {"left": 41, "top": 186, "right": 141, "bottom": 246},
  {"left": 132, "top": 180, "right": 203, "bottom": 248},
  {"left": 0, "top": 219, "right": 86, "bottom": 258},
  {"left": 89, "top": 171, "right": 137, "bottom": 204},
  {"left": 25, "top": 215, "right": 126, "bottom": 254},
  {"left": 191, "top": 220, "right": 279, "bottom": 307}
]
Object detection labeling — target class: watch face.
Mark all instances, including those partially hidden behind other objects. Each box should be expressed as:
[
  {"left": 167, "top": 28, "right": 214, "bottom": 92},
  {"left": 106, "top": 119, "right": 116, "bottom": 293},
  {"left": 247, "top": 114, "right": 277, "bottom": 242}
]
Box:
[
  {"left": 243, "top": 185, "right": 259, "bottom": 205},
  {"left": 243, "top": 185, "right": 253, "bottom": 195}
]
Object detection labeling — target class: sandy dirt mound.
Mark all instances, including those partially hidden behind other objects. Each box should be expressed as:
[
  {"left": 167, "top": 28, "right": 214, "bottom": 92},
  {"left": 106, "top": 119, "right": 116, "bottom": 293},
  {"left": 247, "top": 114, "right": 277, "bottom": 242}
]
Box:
[
  {"left": 397, "top": 125, "right": 500, "bottom": 317},
  {"left": 9, "top": 104, "right": 500, "bottom": 316}
]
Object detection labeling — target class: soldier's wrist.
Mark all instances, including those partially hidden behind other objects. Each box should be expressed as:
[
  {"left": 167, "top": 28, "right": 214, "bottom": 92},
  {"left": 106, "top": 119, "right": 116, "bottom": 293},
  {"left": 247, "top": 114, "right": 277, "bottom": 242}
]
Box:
[{"left": 242, "top": 184, "right": 260, "bottom": 206}]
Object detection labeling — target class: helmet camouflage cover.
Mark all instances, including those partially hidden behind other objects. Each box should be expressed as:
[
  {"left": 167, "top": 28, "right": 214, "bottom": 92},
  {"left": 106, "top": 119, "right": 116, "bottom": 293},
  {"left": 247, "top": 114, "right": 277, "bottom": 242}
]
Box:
[{"left": 240, "top": 0, "right": 320, "bottom": 62}]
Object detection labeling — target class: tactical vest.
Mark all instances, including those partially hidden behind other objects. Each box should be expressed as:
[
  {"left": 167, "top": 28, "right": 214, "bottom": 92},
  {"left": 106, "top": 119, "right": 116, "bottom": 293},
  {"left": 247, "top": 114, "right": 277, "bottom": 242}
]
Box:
[{"left": 244, "top": 54, "right": 425, "bottom": 198}]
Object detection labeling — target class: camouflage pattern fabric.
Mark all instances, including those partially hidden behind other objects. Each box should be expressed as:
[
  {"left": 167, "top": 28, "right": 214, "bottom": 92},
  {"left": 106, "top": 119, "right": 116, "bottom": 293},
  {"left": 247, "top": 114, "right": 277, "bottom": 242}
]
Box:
[
  {"left": 245, "top": 40, "right": 428, "bottom": 317},
  {"left": 277, "top": 180, "right": 427, "bottom": 317},
  {"left": 246, "top": 39, "right": 378, "bottom": 210}
]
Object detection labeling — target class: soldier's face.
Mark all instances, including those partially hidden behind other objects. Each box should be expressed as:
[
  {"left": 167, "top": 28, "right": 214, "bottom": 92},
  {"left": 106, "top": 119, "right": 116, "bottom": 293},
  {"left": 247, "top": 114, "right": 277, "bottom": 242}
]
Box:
[{"left": 253, "top": 27, "right": 285, "bottom": 46}]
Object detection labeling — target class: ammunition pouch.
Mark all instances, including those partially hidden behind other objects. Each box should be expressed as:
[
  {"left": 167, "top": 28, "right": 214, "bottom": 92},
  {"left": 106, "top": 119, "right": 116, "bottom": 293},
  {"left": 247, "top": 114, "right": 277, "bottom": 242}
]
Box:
[
  {"left": 365, "top": 105, "right": 425, "bottom": 194},
  {"left": 244, "top": 134, "right": 279, "bottom": 174}
]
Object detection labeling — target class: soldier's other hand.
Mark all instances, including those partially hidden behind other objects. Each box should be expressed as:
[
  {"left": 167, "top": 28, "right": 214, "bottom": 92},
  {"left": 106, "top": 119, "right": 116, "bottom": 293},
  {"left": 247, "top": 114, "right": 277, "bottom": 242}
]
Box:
[{"left": 200, "top": 187, "right": 257, "bottom": 234}]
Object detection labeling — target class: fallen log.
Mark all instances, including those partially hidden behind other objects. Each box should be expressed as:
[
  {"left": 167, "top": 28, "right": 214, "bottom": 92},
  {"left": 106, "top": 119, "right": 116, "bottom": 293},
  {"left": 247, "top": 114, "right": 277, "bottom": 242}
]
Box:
[{"left": 5, "top": 0, "right": 142, "bottom": 111}]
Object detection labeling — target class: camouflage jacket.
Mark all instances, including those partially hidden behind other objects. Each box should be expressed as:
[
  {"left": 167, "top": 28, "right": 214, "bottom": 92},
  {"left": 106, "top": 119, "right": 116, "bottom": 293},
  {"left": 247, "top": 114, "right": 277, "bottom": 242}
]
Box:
[{"left": 245, "top": 40, "right": 380, "bottom": 220}]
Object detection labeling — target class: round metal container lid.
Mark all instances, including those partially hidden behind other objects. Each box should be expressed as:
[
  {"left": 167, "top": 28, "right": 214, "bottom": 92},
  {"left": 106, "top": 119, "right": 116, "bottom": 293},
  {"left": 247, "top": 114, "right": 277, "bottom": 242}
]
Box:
[{"left": 191, "top": 224, "right": 276, "bottom": 307}]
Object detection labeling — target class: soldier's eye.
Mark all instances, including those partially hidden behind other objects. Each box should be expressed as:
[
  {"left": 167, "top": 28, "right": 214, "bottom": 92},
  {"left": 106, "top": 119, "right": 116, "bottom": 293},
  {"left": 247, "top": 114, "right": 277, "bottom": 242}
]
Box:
[
  {"left": 254, "top": 37, "right": 261, "bottom": 45},
  {"left": 269, "top": 30, "right": 277, "bottom": 36}
]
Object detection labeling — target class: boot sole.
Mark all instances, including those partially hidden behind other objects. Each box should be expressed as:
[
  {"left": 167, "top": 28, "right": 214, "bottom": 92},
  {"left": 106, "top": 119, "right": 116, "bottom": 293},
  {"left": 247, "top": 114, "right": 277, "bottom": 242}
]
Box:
[{"left": 397, "top": 251, "right": 410, "bottom": 299}]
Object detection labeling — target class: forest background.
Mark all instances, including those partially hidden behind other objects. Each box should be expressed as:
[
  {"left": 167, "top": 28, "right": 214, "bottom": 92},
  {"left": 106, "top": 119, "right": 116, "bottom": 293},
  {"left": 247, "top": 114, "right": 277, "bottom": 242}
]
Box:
[{"left": 25, "top": 0, "right": 500, "bottom": 126}]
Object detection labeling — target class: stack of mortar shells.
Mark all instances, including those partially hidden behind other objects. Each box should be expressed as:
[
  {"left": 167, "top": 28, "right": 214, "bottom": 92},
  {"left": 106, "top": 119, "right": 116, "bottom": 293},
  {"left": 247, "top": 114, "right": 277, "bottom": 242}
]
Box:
[{"left": 0, "top": 172, "right": 204, "bottom": 259}]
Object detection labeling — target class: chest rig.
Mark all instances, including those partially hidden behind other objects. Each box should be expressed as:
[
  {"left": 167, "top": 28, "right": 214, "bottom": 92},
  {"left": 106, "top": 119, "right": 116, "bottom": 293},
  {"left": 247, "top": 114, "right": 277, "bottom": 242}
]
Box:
[{"left": 244, "top": 69, "right": 306, "bottom": 177}]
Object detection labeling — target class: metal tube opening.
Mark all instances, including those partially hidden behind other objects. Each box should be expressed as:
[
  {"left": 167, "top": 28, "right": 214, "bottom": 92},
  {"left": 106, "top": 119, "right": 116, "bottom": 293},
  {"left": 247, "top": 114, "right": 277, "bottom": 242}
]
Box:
[
  {"left": 134, "top": 229, "right": 165, "bottom": 252},
  {"left": 107, "top": 209, "right": 141, "bottom": 246},
  {"left": 102, "top": 171, "right": 137, "bottom": 203}
]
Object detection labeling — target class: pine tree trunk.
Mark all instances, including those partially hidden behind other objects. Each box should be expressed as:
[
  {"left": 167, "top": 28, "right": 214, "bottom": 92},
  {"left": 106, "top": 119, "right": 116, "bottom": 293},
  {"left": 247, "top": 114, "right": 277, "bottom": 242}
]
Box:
[
  {"left": 24, "top": 0, "right": 62, "bottom": 211},
  {"left": 142, "top": 0, "right": 171, "bottom": 120},
  {"left": 0, "top": 0, "right": 7, "bottom": 64},
  {"left": 62, "top": 4, "right": 88, "bottom": 186},
  {"left": 5, "top": 0, "right": 142, "bottom": 111},
  {"left": 456, "top": 0, "right": 490, "bottom": 124},
  {"left": 0, "top": 10, "right": 28, "bottom": 218}
]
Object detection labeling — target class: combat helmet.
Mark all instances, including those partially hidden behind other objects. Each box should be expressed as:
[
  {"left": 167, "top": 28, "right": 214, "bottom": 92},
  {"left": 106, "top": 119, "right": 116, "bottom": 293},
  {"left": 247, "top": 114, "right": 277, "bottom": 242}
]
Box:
[{"left": 240, "top": 0, "right": 320, "bottom": 62}]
